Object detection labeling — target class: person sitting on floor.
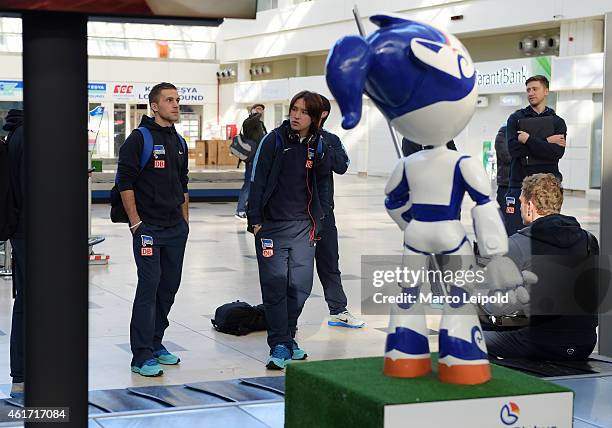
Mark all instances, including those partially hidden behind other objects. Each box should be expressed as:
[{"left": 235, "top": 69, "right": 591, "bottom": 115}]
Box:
[{"left": 484, "top": 173, "right": 598, "bottom": 361}]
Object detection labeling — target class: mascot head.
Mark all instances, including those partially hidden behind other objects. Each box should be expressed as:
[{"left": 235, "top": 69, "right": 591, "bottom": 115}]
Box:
[{"left": 326, "top": 14, "right": 477, "bottom": 146}]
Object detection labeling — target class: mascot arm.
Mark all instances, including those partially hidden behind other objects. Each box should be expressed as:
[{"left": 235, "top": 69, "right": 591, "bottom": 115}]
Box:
[
  {"left": 459, "top": 156, "right": 508, "bottom": 256},
  {"left": 384, "top": 159, "right": 412, "bottom": 231}
]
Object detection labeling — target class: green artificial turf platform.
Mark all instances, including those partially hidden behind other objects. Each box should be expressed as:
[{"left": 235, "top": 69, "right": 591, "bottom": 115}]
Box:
[{"left": 285, "top": 354, "right": 573, "bottom": 428}]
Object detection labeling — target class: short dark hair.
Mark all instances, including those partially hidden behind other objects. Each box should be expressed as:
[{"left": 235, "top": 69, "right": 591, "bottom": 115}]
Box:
[
  {"left": 320, "top": 95, "right": 331, "bottom": 127},
  {"left": 149, "top": 82, "right": 177, "bottom": 106},
  {"left": 251, "top": 103, "right": 265, "bottom": 110},
  {"left": 289, "top": 90, "right": 323, "bottom": 133},
  {"left": 525, "top": 75, "right": 549, "bottom": 89}
]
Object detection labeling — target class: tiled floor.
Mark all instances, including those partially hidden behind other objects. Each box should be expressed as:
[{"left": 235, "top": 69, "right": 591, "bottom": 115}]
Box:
[{"left": 0, "top": 175, "right": 602, "bottom": 393}]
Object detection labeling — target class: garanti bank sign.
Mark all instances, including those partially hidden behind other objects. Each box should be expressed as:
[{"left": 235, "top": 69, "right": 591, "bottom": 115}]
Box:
[{"left": 475, "top": 56, "right": 551, "bottom": 94}]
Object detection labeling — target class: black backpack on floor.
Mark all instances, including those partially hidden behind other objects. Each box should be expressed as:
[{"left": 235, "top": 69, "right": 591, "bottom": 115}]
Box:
[{"left": 211, "top": 301, "right": 266, "bottom": 336}]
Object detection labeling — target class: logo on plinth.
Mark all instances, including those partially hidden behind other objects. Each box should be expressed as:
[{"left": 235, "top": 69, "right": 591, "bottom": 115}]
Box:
[{"left": 500, "top": 402, "right": 520, "bottom": 425}]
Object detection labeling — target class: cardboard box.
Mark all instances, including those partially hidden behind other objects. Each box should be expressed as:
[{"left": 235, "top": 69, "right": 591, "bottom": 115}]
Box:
[
  {"left": 195, "top": 140, "right": 207, "bottom": 166},
  {"left": 217, "top": 140, "right": 235, "bottom": 166},
  {"left": 195, "top": 140, "right": 235, "bottom": 166},
  {"left": 205, "top": 140, "right": 218, "bottom": 166}
]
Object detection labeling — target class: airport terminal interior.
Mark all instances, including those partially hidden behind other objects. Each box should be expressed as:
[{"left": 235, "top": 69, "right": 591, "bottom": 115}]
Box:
[{"left": 0, "top": 0, "right": 611, "bottom": 427}]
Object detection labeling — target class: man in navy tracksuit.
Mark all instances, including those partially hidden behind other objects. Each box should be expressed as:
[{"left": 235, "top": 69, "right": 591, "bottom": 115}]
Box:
[
  {"left": 504, "top": 75, "right": 566, "bottom": 235},
  {"left": 248, "top": 90, "right": 327, "bottom": 370},
  {"left": 117, "top": 82, "right": 189, "bottom": 377},
  {"left": 315, "top": 96, "right": 364, "bottom": 328}
]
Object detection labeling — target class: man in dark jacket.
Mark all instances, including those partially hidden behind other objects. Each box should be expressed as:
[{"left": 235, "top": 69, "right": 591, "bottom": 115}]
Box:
[
  {"left": 248, "top": 90, "right": 327, "bottom": 370},
  {"left": 235, "top": 103, "right": 267, "bottom": 219},
  {"left": 504, "top": 75, "right": 567, "bottom": 236},
  {"left": 484, "top": 173, "right": 598, "bottom": 360},
  {"left": 3, "top": 109, "right": 25, "bottom": 397},
  {"left": 495, "top": 125, "right": 511, "bottom": 210},
  {"left": 117, "top": 82, "right": 189, "bottom": 377},
  {"left": 315, "top": 96, "right": 364, "bottom": 328}
]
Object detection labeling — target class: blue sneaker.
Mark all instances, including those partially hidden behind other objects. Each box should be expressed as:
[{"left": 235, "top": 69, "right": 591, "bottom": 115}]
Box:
[
  {"left": 131, "top": 359, "right": 163, "bottom": 377},
  {"left": 266, "top": 345, "right": 292, "bottom": 370},
  {"left": 292, "top": 342, "right": 308, "bottom": 360},
  {"left": 153, "top": 349, "right": 180, "bottom": 365},
  {"left": 10, "top": 382, "right": 24, "bottom": 399}
]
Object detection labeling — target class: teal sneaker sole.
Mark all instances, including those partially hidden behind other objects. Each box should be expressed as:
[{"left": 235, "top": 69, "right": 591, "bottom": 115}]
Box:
[
  {"left": 266, "top": 357, "right": 290, "bottom": 370},
  {"left": 291, "top": 349, "right": 307, "bottom": 360},
  {"left": 155, "top": 355, "right": 180, "bottom": 365},
  {"left": 131, "top": 365, "right": 163, "bottom": 377}
]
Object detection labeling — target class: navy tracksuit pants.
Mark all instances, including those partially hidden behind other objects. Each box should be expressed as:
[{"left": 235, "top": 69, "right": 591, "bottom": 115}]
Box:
[
  {"left": 255, "top": 220, "right": 314, "bottom": 350},
  {"left": 502, "top": 186, "right": 524, "bottom": 236},
  {"left": 9, "top": 237, "right": 25, "bottom": 383},
  {"left": 236, "top": 161, "right": 253, "bottom": 214},
  {"left": 130, "top": 220, "right": 188, "bottom": 366},
  {"left": 496, "top": 184, "right": 508, "bottom": 213},
  {"left": 315, "top": 212, "right": 347, "bottom": 315}
]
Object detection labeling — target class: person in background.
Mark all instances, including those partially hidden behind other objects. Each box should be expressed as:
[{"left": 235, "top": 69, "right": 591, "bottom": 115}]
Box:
[
  {"left": 495, "top": 125, "right": 511, "bottom": 210},
  {"left": 504, "top": 75, "right": 567, "bottom": 236},
  {"left": 235, "top": 103, "right": 267, "bottom": 220},
  {"left": 3, "top": 109, "right": 24, "bottom": 398},
  {"left": 316, "top": 95, "right": 365, "bottom": 328}
]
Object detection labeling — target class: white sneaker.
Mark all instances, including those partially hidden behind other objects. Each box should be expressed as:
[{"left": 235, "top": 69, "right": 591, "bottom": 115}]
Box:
[{"left": 328, "top": 311, "right": 365, "bottom": 328}]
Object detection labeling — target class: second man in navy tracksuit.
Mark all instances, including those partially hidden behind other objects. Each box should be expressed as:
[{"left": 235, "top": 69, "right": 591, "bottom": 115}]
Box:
[
  {"left": 248, "top": 90, "right": 327, "bottom": 370},
  {"left": 316, "top": 96, "right": 364, "bottom": 328}
]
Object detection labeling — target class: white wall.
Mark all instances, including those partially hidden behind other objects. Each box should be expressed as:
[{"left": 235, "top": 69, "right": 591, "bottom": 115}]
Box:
[
  {"left": 219, "top": 0, "right": 612, "bottom": 62},
  {"left": 460, "top": 94, "right": 527, "bottom": 158},
  {"left": 0, "top": 53, "right": 223, "bottom": 131},
  {"left": 552, "top": 53, "right": 604, "bottom": 91},
  {"left": 556, "top": 91, "right": 594, "bottom": 191},
  {"left": 0, "top": 53, "right": 22, "bottom": 79},
  {"left": 0, "top": 53, "right": 221, "bottom": 103},
  {"left": 89, "top": 57, "right": 219, "bottom": 87},
  {"left": 327, "top": 100, "right": 370, "bottom": 175}
]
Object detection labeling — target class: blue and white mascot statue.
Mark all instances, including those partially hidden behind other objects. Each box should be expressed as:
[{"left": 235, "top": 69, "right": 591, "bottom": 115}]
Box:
[{"left": 326, "top": 15, "right": 532, "bottom": 385}]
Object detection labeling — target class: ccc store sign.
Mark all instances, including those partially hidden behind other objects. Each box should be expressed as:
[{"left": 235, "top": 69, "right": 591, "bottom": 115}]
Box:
[{"left": 113, "top": 84, "right": 134, "bottom": 94}]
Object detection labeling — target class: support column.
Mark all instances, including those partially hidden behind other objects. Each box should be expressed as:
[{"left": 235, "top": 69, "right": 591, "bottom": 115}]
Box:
[
  {"left": 278, "top": 0, "right": 294, "bottom": 9},
  {"left": 296, "top": 55, "right": 306, "bottom": 77},
  {"left": 554, "top": 91, "right": 593, "bottom": 191},
  {"left": 237, "top": 60, "right": 251, "bottom": 82},
  {"left": 557, "top": 18, "right": 604, "bottom": 192},
  {"left": 599, "top": 13, "right": 612, "bottom": 357},
  {"left": 23, "top": 11, "right": 89, "bottom": 427}
]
